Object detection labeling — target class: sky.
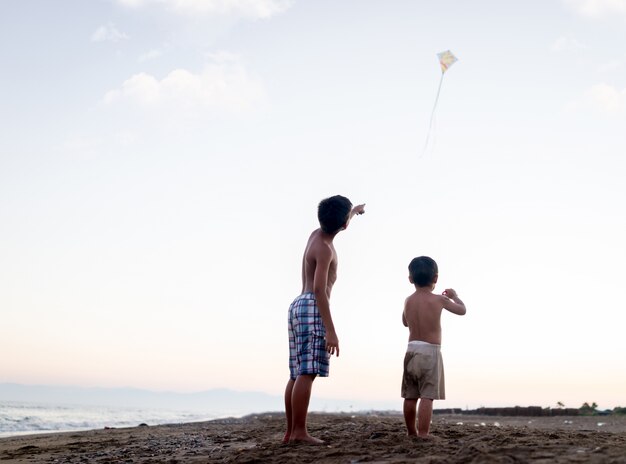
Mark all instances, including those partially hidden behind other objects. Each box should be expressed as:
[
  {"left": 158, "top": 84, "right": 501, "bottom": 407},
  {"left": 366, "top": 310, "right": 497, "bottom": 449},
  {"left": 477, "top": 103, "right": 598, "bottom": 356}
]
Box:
[{"left": 1, "top": 0, "right": 625, "bottom": 411}]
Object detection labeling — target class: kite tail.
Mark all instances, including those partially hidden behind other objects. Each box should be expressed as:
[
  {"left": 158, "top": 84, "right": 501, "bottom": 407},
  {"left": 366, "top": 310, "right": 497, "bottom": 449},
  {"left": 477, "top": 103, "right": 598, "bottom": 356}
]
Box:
[{"left": 423, "top": 72, "right": 444, "bottom": 155}]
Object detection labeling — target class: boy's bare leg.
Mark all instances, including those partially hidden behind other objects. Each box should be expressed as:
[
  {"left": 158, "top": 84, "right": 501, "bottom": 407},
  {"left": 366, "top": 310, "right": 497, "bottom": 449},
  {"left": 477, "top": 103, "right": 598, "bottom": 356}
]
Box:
[
  {"left": 282, "top": 379, "right": 295, "bottom": 443},
  {"left": 289, "top": 374, "right": 323, "bottom": 444},
  {"left": 417, "top": 398, "right": 433, "bottom": 437},
  {"left": 403, "top": 399, "right": 418, "bottom": 436}
]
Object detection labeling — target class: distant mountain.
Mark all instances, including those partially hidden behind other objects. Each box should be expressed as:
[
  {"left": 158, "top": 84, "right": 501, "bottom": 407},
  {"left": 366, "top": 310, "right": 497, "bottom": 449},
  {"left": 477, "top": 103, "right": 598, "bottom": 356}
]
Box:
[
  {"left": 0, "top": 383, "right": 398, "bottom": 415},
  {"left": 0, "top": 383, "right": 281, "bottom": 415}
]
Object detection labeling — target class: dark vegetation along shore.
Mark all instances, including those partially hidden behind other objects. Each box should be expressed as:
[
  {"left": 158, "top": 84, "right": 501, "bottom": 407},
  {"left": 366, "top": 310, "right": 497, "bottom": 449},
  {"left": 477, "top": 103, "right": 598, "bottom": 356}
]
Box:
[
  {"left": 436, "top": 403, "right": 626, "bottom": 417},
  {"left": 2, "top": 411, "right": 626, "bottom": 463}
]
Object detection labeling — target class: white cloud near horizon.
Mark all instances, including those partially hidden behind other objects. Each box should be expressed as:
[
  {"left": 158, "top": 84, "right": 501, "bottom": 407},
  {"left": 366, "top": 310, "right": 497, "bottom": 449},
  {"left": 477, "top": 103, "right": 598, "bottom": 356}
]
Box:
[
  {"left": 102, "top": 52, "right": 265, "bottom": 112},
  {"left": 568, "top": 83, "right": 626, "bottom": 112},
  {"left": 563, "top": 0, "right": 626, "bottom": 19},
  {"left": 115, "top": 0, "right": 292, "bottom": 18},
  {"left": 91, "top": 23, "right": 130, "bottom": 42}
]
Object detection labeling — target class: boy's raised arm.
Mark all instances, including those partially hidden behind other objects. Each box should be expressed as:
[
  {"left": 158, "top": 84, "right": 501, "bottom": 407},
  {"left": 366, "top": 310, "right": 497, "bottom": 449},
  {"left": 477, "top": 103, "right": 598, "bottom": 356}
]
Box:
[
  {"left": 442, "top": 288, "right": 466, "bottom": 315},
  {"left": 350, "top": 204, "right": 366, "bottom": 218}
]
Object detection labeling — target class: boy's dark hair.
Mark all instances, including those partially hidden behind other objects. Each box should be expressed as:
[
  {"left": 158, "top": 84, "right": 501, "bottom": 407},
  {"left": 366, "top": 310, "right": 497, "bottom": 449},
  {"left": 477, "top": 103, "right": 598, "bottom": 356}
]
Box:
[
  {"left": 318, "top": 195, "right": 352, "bottom": 234},
  {"left": 409, "top": 256, "right": 438, "bottom": 287}
]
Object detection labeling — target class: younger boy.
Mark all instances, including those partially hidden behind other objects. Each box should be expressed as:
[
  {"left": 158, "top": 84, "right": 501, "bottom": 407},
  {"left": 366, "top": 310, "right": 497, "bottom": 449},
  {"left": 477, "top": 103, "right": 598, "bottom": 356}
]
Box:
[
  {"left": 401, "top": 256, "right": 466, "bottom": 437},
  {"left": 283, "top": 195, "right": 365, "bottom": 444}
]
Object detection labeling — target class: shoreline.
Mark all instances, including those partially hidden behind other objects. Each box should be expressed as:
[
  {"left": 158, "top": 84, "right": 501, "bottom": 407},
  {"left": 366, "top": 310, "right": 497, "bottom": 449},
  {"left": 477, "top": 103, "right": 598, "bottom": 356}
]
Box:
[
  {"left": 2, "top": 412, "right": 626, "bottom": 463},
  {"left": 0, "top": 406, "right": 619, "bottom": 440}
]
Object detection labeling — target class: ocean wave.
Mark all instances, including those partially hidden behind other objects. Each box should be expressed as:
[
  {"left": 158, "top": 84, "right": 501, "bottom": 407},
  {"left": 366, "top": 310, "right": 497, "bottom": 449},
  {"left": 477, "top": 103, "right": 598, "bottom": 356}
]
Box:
[{"left": 0, "top": 401, "right": 216, "bottom": 437}]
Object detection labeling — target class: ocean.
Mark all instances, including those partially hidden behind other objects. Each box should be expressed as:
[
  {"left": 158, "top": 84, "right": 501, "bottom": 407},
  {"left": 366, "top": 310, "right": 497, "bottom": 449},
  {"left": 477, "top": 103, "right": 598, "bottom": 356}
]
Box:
[
  {"left": 0, "top": 401, "right": 220, "bottom": 438},
  {"left": 0, "top": 384, "right": 399, "bottom": 438}
]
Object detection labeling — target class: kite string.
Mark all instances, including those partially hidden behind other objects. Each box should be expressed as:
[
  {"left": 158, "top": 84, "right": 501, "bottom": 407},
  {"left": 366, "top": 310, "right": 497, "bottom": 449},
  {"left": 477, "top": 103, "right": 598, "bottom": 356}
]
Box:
[{"left": 423, "top": 72, "right": 444, "bottom": 155}]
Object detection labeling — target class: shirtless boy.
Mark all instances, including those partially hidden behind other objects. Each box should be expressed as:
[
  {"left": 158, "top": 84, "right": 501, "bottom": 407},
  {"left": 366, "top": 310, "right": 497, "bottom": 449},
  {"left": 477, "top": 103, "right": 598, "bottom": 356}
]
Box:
[
  {"left": 401, "top": 256, "right": 466, "bottom": 437},
  {"left": 283, "top": 195, "right": 365, "bottom": 444}
]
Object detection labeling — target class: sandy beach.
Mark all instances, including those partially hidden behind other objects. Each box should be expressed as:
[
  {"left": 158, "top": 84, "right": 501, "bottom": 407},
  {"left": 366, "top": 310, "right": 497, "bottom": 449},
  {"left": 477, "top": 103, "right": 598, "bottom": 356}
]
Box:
[{"left": 1, "top": 412, "right": 625, "bottom": 463}]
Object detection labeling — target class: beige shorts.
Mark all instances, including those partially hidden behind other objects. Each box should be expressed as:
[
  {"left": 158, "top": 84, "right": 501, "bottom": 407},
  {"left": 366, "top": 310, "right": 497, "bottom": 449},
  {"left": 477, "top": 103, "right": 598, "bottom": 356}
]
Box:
[{"left": 401, "top": 341, "right": 445, "bottom": 400}]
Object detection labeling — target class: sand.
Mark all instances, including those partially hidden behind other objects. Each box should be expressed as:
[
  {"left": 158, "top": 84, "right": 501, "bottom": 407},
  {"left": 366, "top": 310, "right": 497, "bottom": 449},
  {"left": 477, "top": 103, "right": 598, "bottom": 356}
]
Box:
[{"left": 1, "top": 412, "right": 625, "bottom": 463}]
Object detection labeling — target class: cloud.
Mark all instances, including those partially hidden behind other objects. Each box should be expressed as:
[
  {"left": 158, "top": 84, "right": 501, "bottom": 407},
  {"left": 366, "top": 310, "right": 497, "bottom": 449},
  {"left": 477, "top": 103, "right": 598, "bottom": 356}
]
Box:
[
  {"left": 115, "top": 0, "right": 292, "bottom": 18},
  {"left": 91, "top": 23, "right": 130, "bottom": 42},
  {"left": 562, "top": 0, "right": 626, "bottom": 19},
  {"left": 102, "top": 52, "right": 265, "bottom": 112},
  {"left": 569, "top": 83, "right": 626, "bottom": 112},
  {"left": 551, "top": 36, "right": 589, "bottom": 52},
  {"left": 586, "top": 83, "right": 626, "bottom": 111}
]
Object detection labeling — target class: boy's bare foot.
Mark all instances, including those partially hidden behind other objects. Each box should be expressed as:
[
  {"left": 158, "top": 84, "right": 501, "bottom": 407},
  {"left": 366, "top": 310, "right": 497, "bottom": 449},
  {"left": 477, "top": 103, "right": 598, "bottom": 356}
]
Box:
[
  {"left": 281, "top": 433, "right": 290, "bottom": 444},
  {"left": 289, "top": 434, "right": 325, "bottom": 445},
  {"left": 407, "top": 432, "right": 438, "bottom": 440}
]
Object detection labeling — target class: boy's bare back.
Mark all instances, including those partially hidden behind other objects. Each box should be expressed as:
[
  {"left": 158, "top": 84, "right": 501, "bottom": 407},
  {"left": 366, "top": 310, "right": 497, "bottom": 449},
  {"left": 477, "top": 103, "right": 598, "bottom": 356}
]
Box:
[
  {"left": 403, "top": 288, "right": 465, "bottom": 345},
  {"left": 299, "top": 228, "right": 341, "bottom": 356},
  {"left": 301, "top": 229, "right": 337, "bottom": 298}
]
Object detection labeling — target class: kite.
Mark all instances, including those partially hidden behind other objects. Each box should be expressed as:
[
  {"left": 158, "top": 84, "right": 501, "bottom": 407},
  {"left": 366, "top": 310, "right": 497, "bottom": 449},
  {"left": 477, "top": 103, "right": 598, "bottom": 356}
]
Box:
[
  {"left": 423, "top": 50, "right": 458, "bottom": 153},
  {"left": 437, "top": 50, "right": 458, "bottom": 73}
]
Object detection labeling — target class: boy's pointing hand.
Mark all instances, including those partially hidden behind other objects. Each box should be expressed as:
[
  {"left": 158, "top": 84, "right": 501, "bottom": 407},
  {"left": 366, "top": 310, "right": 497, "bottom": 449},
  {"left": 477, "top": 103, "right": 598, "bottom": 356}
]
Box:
[{"left": 352, "top": 204, "right": 366, "bottom": 215}]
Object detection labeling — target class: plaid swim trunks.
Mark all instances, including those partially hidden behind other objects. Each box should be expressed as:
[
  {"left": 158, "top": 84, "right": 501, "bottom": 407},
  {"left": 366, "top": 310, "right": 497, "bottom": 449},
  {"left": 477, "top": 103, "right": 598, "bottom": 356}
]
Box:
[{"left": 288, "top": 292, "right": 329, "bottom": 380}]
